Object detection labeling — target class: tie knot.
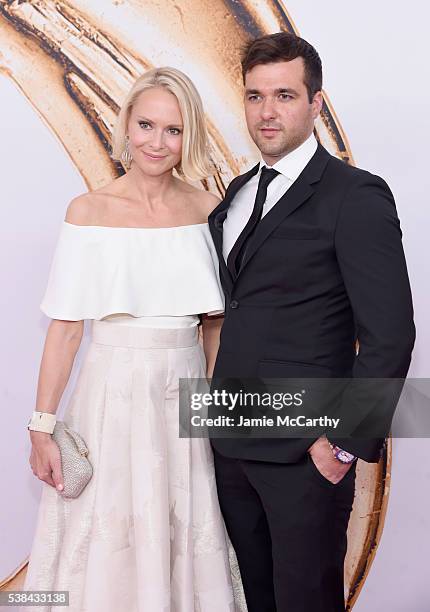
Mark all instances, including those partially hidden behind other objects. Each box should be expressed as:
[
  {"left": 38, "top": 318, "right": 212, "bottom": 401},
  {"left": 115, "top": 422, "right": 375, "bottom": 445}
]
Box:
[{"left": 259, "top": 166, "right": 279, "bottom": 187}]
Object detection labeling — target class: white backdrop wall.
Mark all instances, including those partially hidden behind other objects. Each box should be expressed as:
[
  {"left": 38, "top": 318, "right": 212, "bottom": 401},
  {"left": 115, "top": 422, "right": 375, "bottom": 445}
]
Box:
[{"left": 1, "top": 1, "right": 429, "bottom": 609}]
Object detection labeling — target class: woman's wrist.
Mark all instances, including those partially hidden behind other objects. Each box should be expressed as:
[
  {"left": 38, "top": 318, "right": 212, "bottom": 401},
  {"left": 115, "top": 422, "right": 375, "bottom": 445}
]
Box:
[
  {"left": 27, "top": 410, "right": 57, "bottom": 434},
  {"left": 29, "top": 430, "right": 52, "bottom": 443}
]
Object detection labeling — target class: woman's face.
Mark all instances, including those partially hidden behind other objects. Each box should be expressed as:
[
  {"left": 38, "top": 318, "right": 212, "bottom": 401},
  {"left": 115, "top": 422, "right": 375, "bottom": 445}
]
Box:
[{"left": 127, "top": 86, "right": 183, "bottom": 175}]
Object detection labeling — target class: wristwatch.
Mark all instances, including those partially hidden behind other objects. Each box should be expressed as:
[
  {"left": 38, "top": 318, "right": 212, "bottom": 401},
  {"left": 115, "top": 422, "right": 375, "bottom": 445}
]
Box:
[{"left": 328, "top": 442, "right": 357, "bottom": 464}]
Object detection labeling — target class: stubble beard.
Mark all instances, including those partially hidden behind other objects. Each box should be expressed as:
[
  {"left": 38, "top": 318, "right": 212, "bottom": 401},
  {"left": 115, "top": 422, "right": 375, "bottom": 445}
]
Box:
[{"left": 253, "top": 127, "right": 309, "bottom": 160}]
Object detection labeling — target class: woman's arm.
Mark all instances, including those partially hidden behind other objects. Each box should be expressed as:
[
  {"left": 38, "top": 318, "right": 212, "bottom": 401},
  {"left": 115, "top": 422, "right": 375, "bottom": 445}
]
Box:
[
  {"left": 201, "top": 314, "right": 223, "bottom": 378},
  {"left": 29, "top": 319, "right": 84, "bottom": 490}
]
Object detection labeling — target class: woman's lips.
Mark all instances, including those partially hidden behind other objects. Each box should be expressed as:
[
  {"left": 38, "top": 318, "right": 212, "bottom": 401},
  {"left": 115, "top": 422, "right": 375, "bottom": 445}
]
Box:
[{"left": 142, "top": 151, "right": 167, "bottom": 160}]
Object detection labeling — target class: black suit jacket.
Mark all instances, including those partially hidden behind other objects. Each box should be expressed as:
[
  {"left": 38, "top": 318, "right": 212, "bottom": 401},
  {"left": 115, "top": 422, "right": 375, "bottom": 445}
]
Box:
[{"left": 208, "top": 143, "right": 415, "bottom": 463}]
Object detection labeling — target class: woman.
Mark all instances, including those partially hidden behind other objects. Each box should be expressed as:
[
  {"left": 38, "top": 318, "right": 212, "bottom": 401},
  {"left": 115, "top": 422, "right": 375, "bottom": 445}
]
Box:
[{"left": 24, "top": 67, "right": 246, "bottom": 611}]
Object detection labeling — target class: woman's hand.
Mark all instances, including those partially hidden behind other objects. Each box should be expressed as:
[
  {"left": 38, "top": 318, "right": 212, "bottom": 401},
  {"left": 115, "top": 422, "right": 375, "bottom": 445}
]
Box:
[
  {"left": 29, "top": 431, "right": 64, "bottom": 491},
  {"left": 28, "top": 318, "right": 83, "bottom": 492}
]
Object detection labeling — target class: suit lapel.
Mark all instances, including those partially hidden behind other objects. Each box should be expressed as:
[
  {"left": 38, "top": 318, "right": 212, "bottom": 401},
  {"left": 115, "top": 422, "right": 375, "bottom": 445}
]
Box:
[
  {"left": 208, "top": 163, "right": 260, "bottom": 292},
  {"left": 208, "top": 144, "right": 332, "bottom": 288},
  {"left": 238, "top": 144, "right": 331, "bottom": 275}
]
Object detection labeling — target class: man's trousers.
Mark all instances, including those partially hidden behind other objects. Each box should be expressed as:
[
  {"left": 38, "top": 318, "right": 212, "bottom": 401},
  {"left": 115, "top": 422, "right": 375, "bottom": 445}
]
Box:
[{"left": 213, "top": 447, "right": 357, "bottom": 612}]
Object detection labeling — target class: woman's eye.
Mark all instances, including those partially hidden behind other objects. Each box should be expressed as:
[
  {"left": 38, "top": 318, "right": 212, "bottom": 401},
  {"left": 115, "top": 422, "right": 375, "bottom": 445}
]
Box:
[
  {"left": 138, "top": 121, "right": 151, "bottom": 129},
  {"left": 168, "top": 128, "right": 182, "bottom": 135}
]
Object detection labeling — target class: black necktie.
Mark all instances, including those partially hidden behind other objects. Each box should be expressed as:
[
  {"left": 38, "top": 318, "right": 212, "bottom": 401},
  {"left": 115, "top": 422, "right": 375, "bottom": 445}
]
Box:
[{"left": 227, "top": 166, "right": 279, "bottom": 277}]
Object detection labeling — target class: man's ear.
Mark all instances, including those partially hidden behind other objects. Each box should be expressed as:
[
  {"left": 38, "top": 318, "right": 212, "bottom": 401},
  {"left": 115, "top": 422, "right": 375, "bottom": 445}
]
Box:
[{"left": 312, "top": 91, "right": 323, "bottom": 119}]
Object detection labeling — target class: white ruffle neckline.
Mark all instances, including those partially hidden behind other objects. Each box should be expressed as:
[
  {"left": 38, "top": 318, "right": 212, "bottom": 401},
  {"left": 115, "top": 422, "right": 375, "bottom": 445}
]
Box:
[{"left": 41, "top": 221, "right": 225, "bottom": 321}]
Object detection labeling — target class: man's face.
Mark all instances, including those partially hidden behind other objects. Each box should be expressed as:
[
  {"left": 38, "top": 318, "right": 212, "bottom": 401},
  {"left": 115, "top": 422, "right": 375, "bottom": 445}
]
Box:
[{"left": 244, "top": 58, "right": 322, "bottom": 165}]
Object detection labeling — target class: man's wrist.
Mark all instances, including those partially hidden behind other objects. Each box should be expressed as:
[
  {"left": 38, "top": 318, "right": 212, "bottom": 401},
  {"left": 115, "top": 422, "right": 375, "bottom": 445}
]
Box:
[{"left": 328, "top": 441, "right": 357, "bottom": 464}]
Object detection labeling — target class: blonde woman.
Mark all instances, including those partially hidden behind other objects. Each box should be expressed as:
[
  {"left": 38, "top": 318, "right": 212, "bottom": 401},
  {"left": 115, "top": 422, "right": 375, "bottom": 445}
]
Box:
[{"left": 24, "top": 67, "right": 244, "bottom": 611}]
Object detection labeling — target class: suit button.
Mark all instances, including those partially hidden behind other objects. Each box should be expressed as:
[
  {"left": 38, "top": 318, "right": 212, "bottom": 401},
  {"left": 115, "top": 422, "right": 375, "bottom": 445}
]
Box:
[{"left": 230, "top": 300, "right": 239, "bottom": 309}]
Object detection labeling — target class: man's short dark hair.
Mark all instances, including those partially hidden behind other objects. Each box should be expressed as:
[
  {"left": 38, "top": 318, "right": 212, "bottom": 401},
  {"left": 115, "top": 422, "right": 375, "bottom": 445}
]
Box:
[{"left": 241, "top": 32, "right": 322, "bottom": 103}]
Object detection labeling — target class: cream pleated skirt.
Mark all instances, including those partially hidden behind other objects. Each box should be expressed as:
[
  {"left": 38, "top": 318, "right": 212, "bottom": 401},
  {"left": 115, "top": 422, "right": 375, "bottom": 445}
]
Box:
[{"left": 23, "top": 320, "right": 246, "bottom": 612}]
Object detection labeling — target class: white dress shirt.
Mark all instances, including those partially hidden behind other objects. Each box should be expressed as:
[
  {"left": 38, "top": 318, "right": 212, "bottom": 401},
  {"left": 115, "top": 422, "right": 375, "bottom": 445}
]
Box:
[{"left": 222, "top": 132, "right": 318, "bottom": 262}]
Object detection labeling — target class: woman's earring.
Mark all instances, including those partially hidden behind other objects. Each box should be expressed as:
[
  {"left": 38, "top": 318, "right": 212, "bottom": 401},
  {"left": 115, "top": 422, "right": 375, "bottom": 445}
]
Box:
[{"left": 121, "top": 135, "right": 132, "bottom": 169}]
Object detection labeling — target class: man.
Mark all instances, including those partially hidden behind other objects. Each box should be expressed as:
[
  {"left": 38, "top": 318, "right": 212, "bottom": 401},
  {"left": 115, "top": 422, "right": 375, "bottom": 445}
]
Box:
[{"left": 208, "top": 32, "right": 415, "bottom": 611}]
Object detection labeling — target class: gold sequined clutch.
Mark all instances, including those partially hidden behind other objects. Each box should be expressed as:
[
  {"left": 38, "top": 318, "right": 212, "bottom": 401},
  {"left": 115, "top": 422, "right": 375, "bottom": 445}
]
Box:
[{"left": 52, "top": 421, "right": 93, "bottom": 498}]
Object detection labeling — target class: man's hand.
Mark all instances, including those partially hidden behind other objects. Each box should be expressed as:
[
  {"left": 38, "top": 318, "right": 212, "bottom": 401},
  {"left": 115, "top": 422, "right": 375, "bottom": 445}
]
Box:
[{"left": 308, "top": 436, "right": 353, "bottom": 484}]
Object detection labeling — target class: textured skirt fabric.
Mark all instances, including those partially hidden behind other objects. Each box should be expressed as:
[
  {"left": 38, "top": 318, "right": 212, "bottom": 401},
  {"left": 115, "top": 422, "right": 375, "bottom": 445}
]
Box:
[{"left": 23, "top": 320, "right": 246, "bottom": 612}]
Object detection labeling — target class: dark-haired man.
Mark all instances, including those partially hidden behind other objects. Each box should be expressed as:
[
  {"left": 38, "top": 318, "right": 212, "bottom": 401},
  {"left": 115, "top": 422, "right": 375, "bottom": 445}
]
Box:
[{"left": 208, "top": 32, "right": 415, "bottom": 611}]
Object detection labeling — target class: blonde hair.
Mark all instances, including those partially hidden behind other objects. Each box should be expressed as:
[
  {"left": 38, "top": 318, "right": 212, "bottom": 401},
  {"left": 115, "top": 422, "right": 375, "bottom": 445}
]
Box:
[{"left": 111, "top": 67, "right": 213, "bottom": 181}]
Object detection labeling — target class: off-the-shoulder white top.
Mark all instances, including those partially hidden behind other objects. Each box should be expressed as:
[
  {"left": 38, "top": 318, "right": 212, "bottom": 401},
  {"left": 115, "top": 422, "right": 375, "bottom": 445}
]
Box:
[{"left": 40, "top": 222, "right": 225, "bottom": 324}]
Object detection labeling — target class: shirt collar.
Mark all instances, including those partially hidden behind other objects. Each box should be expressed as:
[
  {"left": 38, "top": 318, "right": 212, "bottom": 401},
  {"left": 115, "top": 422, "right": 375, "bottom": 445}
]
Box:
[{"left": 258, "top": 132, "right": 318, "bottom": 182}]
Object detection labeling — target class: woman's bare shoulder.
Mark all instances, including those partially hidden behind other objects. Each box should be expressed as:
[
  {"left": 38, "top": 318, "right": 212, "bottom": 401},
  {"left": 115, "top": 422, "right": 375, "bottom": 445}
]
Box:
[
  {"left": 200, "top": 190, "right": 222, "bottom": 214},
  {"left": 65, "top": 193, "right": 99, "bottom": 226},
  {"left": 184, "top": 185, "right": 221, "bottom": 221},
  {"left": 65, "top": 181, "right": 120, "bottom": 225}
]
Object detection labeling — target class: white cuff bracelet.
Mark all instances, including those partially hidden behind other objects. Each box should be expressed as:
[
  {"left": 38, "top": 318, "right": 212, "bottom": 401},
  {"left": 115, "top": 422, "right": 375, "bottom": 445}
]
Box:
[{"left": 27, "top": 411, "right": 57, "bottom": 434}]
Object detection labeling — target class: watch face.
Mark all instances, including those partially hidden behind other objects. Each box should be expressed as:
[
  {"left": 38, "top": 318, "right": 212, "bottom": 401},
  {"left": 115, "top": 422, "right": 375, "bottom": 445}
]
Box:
[{"left": 337, "top": 449, "right": 355, "bottom": 463}]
